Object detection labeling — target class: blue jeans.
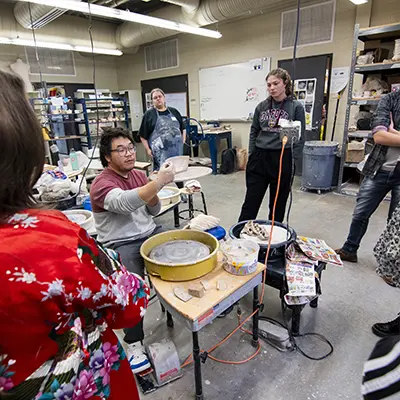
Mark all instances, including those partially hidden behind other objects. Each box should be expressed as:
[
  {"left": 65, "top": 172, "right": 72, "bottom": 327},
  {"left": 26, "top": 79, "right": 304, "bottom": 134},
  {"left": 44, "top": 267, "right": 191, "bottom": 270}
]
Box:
[{"left": 343, "top": 169, "right": 400, "bottom": 253}]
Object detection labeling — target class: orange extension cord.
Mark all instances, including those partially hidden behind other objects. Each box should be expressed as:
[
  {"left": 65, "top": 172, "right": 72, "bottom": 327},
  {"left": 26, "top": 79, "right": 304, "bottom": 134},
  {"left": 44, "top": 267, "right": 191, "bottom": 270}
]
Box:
[{"left": 181, "top": 137, "right": 288, "bottom": 368}]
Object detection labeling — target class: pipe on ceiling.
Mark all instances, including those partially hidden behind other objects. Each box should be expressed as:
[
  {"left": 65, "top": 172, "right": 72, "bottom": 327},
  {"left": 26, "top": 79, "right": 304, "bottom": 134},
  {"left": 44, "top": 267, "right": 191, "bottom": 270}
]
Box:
[{"left": 116, "top": 0, "right": 284, "bottom": 49}]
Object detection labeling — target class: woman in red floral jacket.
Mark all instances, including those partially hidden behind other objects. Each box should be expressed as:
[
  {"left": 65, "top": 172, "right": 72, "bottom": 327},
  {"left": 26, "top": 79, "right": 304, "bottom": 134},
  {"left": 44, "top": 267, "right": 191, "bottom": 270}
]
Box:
[{"left": 0, "top": 71, "right": 149, "bottom": 399}]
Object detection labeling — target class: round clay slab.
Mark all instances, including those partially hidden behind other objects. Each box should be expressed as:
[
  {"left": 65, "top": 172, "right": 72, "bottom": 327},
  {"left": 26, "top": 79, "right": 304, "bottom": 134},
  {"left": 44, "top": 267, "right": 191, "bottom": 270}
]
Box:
[{"left": 149, "top": 240, "right": 210, "bottom": 264}]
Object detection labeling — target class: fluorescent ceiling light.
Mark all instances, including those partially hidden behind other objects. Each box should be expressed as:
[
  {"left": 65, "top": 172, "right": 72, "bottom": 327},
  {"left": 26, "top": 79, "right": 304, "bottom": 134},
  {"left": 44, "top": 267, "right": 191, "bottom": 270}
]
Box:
[
  {"left": 349, "top": 0, "right": 368, "bottom": 4},
  {"left": 0, "top": 37, "right": 123, "bottom": 56},
  {"left": 18, "top": 0, "right": 222, "bottom": 39}
]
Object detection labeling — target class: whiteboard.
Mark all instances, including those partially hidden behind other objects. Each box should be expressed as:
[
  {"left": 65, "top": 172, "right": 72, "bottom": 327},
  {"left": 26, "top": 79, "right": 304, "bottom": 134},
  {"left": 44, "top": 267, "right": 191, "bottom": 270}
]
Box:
[
  {"left": 199, "top": 57, "right": 271, "bottom": 121},
  {"left": 165, "top": 92, "right": 188, "bottom": 116}
]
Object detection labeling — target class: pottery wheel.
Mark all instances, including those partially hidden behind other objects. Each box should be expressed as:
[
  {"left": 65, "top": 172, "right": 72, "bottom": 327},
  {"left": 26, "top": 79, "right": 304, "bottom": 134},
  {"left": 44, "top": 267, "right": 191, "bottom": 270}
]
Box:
[{"left": 149, "top": 240, "right": 210, "bottom": 264}]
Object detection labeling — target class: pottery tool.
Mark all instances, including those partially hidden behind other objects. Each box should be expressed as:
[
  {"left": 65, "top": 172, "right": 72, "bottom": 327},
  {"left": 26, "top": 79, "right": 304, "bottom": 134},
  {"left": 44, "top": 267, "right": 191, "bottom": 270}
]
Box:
[
  {"left": 200, "top": 280, "right": 210, "bottom": 291},
  {"left": 173, "top": 287, "right": 192, "bottom": 302},
  {"left": 216, "top": 280, "right": 228, "bottom": 291}
]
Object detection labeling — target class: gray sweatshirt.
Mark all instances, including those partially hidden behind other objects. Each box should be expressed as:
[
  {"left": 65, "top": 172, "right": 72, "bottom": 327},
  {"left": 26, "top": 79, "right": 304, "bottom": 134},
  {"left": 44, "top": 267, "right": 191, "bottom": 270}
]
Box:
[
  {"left": 249, "top": 97, "right": 306, "bottom": 154},
  {"left": 90, "top": 168, "right": 161, "bottom": 247}
]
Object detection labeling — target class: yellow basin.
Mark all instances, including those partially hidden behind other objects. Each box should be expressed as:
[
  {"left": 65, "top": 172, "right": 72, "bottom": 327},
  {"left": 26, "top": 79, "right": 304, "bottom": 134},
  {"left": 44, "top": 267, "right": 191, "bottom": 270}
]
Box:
[{"left": 140, "top": 230, "right": 219, "bottom": 281}]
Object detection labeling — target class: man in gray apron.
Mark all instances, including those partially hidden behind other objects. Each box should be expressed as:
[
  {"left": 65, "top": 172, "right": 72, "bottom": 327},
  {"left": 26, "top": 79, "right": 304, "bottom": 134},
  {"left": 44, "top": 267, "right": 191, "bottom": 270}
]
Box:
[{"left": 139, "top": 88, "right": 186, "bottom": 171}]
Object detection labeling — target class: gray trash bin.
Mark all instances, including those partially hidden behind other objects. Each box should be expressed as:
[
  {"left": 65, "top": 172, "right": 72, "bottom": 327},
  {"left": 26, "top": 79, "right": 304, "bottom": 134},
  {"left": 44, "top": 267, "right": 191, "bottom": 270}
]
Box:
[{"left": 301, "top": 141, "right": 339, "bottom": 192}]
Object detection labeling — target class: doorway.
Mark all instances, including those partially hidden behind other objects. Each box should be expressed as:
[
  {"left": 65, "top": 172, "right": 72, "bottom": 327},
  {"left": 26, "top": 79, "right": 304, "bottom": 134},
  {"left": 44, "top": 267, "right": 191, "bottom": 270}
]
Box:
[
  {"left": 141, "top": 74, "right": 190, "bottom": 117},
  {"left": 278, "top": 54, "right": 333, "bottom": 175}
]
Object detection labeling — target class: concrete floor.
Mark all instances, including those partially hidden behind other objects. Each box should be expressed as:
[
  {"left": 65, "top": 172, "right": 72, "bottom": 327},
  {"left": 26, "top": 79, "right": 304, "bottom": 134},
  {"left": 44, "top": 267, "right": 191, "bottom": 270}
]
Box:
[{"left": 142, "top": 171, "right": 397, "bottom": 400}]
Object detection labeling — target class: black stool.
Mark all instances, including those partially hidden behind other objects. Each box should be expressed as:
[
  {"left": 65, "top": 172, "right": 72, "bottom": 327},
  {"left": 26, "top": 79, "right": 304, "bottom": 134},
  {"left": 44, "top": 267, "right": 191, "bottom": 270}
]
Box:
[{"left": 178, "top": 189, "right": 208, "bottom": 221}]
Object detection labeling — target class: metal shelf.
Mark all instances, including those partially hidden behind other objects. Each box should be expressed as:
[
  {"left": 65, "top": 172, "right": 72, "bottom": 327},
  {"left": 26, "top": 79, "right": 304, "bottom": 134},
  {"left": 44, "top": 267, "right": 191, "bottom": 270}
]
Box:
[
  {"left": 344, "top": 162, "right": 359, "bottom": 169},
  {"left": 46, "top": 135, "right": 82, "bottom": 141},
  {"left": 77, "top": 119, "right": 126, "bottom": 124},
  {"left": 351, "top": 97, "right": 382, "bottom": 105},
  {"left": 337, "top": 22, "right": 400, "bottom": 197},
  {"left": 348, "top": 130, "right": 372, "bottom": 139},
  {"left": 355, "top": 62, "right": 400, "bottom": 74},
  {"left": 358, "top": 23, "right": 400, "bottom": 42}
]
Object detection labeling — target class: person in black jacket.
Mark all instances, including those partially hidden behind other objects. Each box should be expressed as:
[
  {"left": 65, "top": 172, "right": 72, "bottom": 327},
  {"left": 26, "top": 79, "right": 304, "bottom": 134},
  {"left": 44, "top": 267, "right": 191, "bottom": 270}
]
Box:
[{"left": 238, "top": 68, "right": 305, "bottom": 223}]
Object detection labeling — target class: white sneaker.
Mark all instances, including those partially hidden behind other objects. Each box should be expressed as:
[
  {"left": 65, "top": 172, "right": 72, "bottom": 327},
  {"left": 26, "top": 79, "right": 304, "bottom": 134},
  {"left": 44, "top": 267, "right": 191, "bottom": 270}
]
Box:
[{"left": 125, "top": 342, "right": 151, "bottom": 374}]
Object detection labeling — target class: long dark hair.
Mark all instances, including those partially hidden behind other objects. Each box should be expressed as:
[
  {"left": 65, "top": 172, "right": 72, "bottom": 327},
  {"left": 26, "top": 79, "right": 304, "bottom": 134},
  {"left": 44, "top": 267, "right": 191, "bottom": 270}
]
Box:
[
  {"left": 0, "top": 70, "right": 44, "bottom": 222},
  {"left": 266, "top": 68, "right": 293, "bottom": 97}
]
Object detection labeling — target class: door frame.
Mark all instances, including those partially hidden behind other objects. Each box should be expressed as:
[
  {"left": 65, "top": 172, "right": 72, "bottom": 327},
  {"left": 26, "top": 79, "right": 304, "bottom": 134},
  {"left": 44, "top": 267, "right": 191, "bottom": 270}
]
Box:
[
  {"left": 278, "top": 53, "right": 333, "bottom": 140},
  {"left": 140, "top": 74, "right": 190, "bottom": 117}
]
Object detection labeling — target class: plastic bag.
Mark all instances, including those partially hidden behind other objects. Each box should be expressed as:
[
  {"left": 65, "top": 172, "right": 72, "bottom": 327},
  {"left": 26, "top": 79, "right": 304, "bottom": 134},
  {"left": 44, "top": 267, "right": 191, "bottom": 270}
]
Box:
[{"left": 236, "top": 148, "right": 248, "bottom": 170}]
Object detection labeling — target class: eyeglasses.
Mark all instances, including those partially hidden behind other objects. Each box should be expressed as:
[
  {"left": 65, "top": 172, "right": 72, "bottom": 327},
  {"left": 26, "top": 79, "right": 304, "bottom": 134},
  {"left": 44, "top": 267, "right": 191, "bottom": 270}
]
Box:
[{"left": 111, "top": 144, "right": 136, "bottom": 156}]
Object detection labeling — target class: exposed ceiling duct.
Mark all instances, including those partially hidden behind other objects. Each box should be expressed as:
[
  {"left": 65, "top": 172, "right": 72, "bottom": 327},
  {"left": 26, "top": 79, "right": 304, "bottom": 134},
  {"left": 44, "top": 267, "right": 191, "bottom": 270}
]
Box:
[
  {"left": 161, "top": 0, "right": 200, "bottom": 14},
  {"left": 92, "top": 0, "right": 130, "bottom": 7},
  {"left": 116, "top": 0, "right": 297, "bottom": 50},
  {"left": 14, "top": 0, "right": 82, "bottom": 29}
]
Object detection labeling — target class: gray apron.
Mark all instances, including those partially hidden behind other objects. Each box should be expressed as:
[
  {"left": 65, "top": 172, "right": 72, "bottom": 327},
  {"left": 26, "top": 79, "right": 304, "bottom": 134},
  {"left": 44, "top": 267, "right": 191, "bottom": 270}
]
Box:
[{"left": 149, "top": 108, "right": 183, "bottom": 171}]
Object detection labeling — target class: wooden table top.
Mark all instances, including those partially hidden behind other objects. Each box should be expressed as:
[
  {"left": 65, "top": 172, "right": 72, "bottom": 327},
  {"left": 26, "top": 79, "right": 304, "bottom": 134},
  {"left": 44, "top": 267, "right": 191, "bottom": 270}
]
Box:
[{"left": 149, "top": 259, "right": 266, "bottom": 322}]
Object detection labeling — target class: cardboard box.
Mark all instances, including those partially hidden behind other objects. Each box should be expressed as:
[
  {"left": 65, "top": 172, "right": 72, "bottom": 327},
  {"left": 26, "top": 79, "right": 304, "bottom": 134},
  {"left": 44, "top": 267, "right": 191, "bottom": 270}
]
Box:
[{"left": 346, "top": 141, "right": 365, "bottom": 163}]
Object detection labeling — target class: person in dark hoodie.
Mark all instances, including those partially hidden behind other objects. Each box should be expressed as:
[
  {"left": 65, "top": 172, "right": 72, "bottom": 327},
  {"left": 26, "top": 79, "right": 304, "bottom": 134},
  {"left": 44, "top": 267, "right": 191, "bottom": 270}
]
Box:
[{"left": 239, "top": 68, "right": 305, "bottom": 223}]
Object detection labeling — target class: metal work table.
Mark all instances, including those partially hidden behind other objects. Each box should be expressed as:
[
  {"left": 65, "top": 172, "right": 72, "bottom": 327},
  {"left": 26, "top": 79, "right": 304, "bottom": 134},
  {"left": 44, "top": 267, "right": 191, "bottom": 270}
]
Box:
[
  {"left": 189, "top": 130, "right": 233, "bottom": 175},
  {"left": 149, "top": 260, "right": 266, "bottom": 400}
]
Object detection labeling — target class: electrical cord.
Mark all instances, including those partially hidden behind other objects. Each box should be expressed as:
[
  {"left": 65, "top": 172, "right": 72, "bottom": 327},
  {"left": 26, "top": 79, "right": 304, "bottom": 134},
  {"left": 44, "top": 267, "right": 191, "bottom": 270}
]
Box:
[
  {"left": 28, "top": 3, "right": 44, "bottom": 92},
  {"left": 280, "top": 300, "right": 334, "bottom": 361},
  {"left": 271, "top": 0, "right": 334, "bottom": 362},
  {"left": 31, "top": 0, "right": 100, "bottom": 201},
  {"left": 74, "top": 1, "right": 101, "bottom": 198},
  {"left": 28, "top": 2, "right": 50, "bottom": 129},
  {"left": 180, "top": 138, "right": 287, "bottom": 368}
]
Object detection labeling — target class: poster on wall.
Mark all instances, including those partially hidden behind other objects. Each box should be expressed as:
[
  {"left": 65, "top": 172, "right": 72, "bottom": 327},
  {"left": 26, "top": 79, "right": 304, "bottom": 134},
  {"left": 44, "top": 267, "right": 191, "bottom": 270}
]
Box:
[
  {"left": 145, "top": 92, "right": 152, "bottom": 111},
  {"left": 330, "top": 67, "right": 349, "bottom": 94},
  {"left": 294, "top": 78, "right": 317, "bottom": 130}
]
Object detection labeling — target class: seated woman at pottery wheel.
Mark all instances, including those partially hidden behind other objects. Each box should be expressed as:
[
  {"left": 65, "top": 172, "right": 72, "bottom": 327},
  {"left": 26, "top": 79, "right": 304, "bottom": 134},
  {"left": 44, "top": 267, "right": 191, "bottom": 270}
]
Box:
[{"left": 90, "top": 127, "right": 175, "bottom": 374}]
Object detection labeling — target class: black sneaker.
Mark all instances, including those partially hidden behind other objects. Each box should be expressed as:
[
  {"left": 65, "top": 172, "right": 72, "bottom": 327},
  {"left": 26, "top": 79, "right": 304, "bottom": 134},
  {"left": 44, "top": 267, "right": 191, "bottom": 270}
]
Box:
[
  {"left": 335, "top": 248, "right": 358, "bottom": 263},
  {"left": 372, "top": 315, "right": 400, "bottom": 337}
]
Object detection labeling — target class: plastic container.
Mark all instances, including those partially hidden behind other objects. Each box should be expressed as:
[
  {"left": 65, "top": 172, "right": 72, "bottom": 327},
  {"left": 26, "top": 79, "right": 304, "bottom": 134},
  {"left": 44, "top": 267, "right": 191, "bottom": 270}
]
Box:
[
  {"left": 221, "top": 239, "right": 260, "bottom": 276},
  {"left": 62, "top": 209, "right": 94, "bottom": 231},
  {"left": 157, "top": 186, "right": 181, "bottom": 206},
  {"left": 301, "top": 141, "right": 339, "bottom": 191},
  {"left": 83, "top": 196, "right": 92, "bottom": 211},
  {"left": 229, "top": 220, "right": 297, "bottom": 289},
  {"left": 69, "top": 148, "right": 79, "bottom": 171},
  {"left": 206, "top": 226, "right": 226, "bottom": 241}
]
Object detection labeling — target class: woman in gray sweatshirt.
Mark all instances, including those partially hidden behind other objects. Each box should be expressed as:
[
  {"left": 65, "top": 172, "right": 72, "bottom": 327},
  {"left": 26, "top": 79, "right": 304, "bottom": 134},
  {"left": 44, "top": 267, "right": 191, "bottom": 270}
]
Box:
[{"left": 238, "top": 68, "right": 305, "bottom": 223}]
